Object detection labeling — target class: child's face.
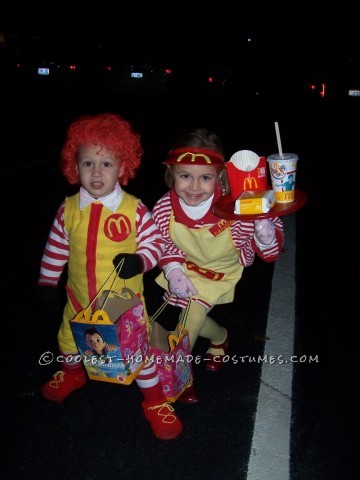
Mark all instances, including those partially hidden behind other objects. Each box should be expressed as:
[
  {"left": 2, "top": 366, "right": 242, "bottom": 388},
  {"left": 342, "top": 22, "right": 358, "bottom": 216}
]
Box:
[
  {"left": 85, "top": 333, "right": 106, "bottom": 353},
  {"left": 76, "top": 144, "right": 124, "bottom": 198},
  {"left": 172, "top": 164, "right": 219, "bottom": 206}
]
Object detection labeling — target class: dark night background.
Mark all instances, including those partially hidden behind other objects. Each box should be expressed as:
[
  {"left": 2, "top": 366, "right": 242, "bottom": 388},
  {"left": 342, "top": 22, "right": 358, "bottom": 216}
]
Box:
[
  {"left": 1, "top": 4, "right": 359, "bottom": 480},
  {"left": 1, "top": 2, "right": 358, "bottom": 73}
]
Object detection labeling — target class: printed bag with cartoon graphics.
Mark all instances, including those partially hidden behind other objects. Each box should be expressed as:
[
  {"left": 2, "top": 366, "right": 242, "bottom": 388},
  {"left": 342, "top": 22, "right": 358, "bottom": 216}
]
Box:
[{"left": 71, "top": 285, "right": 149, "bottom": 385}]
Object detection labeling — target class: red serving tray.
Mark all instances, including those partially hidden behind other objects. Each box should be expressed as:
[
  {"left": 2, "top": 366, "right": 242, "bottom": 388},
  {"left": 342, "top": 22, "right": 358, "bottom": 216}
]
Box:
[{"left": 212, "top": 190, "right": 307, "bottom": 220}]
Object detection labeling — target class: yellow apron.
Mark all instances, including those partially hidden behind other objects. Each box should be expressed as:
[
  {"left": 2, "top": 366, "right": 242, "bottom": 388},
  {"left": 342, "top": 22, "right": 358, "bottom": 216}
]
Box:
[{"left": 156, "top": 212, "right": 244, "bottom": 305}]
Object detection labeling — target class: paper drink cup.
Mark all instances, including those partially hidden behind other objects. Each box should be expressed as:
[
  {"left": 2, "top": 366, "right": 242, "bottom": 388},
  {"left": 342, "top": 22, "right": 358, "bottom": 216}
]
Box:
[{"left": 266, "top": 153, "right": 298, "bottom": 203}]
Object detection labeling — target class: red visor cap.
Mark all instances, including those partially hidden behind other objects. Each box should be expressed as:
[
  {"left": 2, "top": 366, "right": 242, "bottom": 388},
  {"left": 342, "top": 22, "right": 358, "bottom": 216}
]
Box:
[{"left": 163, "top": 147, "right": 225, "bottom": 166}]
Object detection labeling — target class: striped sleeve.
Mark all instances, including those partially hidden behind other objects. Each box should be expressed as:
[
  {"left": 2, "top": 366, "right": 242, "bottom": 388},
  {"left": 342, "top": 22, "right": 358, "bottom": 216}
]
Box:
[
  {"left": 231, "top": 216, "right": 284, "bottom": 265},
  {"left": 252, "top": 216, "right": 284, "bottom": 262},
  {"left": 38, "top": 202, "right": 69, "bottom": 286},
  {"left": 151, "top": 192, "right": 187, "bottom": 268},
  {"left": 135, "top": 200, "right": 166, "bottom": 272},
  {"left": 231, "top": 220, "right": 257, "bottom": 266}
]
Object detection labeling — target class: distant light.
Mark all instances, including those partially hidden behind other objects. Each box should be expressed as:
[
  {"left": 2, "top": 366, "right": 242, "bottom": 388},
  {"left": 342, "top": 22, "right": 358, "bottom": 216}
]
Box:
[
  {"left": 38, "top": 67, "right": 50, "bottom": 76},
  {"left": 69, "top": 65, "right": 76, "bottom": 70},
  {"left": 106, "top": 65, "right": 112, "bottom": 71},
  {"left": 349, "top": 89, "right": 360, "bottom": 97},
  {"left": 164, "top": 68, "right": 172, "bottom": 74},
  {"left": 320, "top": 83, "right": 326, "bottom": 98},
  {"left": 208, "top": 76, "right": 214, "bottom": 84}
]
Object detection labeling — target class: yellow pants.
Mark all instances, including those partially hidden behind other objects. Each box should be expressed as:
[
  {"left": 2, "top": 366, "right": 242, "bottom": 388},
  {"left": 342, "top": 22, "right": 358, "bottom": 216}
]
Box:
[{"left": 179, "top": 301, "right": 226, "bottom": 351}]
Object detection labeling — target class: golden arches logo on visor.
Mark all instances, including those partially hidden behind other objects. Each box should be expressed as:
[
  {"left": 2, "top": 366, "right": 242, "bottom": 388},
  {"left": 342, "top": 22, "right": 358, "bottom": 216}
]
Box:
[
  {"left": 176, "top": 152, "right": 212, "bottom": 164},
  {"left": 163, "top": 147, "right": 225, "bottom": 166},
  {"left": 243, "top": 177, "right": 258, "bottom": 190}
]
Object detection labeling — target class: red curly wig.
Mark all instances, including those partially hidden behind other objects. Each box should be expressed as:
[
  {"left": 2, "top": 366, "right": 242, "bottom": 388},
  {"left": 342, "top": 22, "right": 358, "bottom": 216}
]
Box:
[{"left": 60, "top": 113, "right": 143, "bottom": 186}]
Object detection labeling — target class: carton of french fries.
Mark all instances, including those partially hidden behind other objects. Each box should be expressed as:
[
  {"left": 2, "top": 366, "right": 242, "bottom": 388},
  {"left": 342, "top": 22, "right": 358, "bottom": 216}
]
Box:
[{"left": 226, "top": 150, "right": 268, "bottom": 200}]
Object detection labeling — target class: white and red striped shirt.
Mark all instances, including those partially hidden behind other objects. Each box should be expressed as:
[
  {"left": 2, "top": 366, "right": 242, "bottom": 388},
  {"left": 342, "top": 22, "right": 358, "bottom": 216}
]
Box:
[
  {"left": 39, "top": 185, "right": 165, "bottom": 286},
  {"left": 152, "top": 190, "right": 284, "bottom": 271}
]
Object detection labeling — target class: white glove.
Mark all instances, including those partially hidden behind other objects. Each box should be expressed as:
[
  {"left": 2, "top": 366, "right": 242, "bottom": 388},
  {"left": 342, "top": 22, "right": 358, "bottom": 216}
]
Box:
[
  {"left": 167, "top": 268, "right": 198, "bottom": 298},
  {"left": 254, "top": 219, "right": 276, "bottom": 245}
]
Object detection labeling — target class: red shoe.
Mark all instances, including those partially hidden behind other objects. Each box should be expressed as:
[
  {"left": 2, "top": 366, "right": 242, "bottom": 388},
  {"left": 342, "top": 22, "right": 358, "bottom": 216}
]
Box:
[
  {"left": 205, "top": 330, "right": 229, "bottom": 371},
  {"left": 41, "top": 369, "right": 87, "bottom": 403},
  {"left": 178, "top": 385, "right": 199, "bottom": 404},
  {"left": 142, "top": 400, "right": 183, "bottom": 440}
]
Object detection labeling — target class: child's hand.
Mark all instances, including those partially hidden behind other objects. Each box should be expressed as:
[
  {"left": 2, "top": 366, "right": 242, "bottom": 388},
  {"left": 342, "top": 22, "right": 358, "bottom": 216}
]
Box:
[
  {"left": 113, "top": 253, "right": 143, "bottom": 279},
  {"left": 167, "top": 268, "right": 198, "bottom": 298},
  {"left": 254, "top": 219, "right": 276, "bottom": 245}
]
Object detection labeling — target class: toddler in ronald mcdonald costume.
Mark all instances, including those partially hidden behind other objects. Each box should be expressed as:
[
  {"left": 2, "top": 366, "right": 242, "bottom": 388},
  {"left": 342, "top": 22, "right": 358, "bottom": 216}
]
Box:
[
  {"left": 151, "top": 128, "right": 284, "bottom": 404},
  {"left": 38, "top": 113, "right": 182, "bottom": 440}
]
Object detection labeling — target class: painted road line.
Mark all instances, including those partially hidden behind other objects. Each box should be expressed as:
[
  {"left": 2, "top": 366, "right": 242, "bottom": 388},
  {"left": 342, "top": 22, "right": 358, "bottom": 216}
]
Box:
[{"left": 246, "top": 213, "right": 296, "bottom": 480}]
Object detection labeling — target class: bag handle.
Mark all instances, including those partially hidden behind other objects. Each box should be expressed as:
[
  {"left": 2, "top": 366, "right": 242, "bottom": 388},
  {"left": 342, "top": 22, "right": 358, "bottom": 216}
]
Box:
[
  {"left": 177, "top": 298, "right": 191, "bottom": 338},
  {"left": 150, "top": 295, "right": 192, "bottom": 349},
  {"left": 83, "top": 259, "right": 127, "bottom": 317},
  {"left": 149, "top": 294, "right": 174, "bottom": 325}
]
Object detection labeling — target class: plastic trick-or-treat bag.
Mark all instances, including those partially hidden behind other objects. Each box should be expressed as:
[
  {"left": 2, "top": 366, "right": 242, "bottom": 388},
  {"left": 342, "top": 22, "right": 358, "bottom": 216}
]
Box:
[
  {"left": 70, "top": 266, "right": 149, "bottom": 385},
  {"left": 148, "top": 297, "right": 193, "bottom": 402}
]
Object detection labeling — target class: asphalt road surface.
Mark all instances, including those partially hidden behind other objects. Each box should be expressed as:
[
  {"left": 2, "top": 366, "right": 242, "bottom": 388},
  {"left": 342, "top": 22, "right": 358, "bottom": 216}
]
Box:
[{"left": 1, "top": 82, "right": 358, "bottom": 480}]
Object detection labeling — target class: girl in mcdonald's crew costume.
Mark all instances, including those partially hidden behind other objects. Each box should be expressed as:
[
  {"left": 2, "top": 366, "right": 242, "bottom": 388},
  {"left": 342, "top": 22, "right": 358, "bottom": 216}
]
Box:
[
  {"left": 38, "top": 113, "right": 183, "bottom": 440},
  {"left": 151, "top": 128, "right": 284, "bottom": 404}
]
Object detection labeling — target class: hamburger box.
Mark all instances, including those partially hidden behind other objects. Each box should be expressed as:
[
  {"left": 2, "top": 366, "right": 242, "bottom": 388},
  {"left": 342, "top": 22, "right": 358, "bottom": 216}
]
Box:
[{"left": 234, "top": 189, "right": 276, "bottom": 215}]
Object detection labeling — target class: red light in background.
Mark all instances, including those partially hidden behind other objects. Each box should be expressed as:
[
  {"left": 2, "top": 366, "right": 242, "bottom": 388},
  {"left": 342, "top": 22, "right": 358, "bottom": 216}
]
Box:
[
  {"left": 106, "top": 65, "right": 112, "bottom": 71},
  {"left": 69, "top": 65, "right": 76, "bottom": 70},
  {"left": 320, "top": 83, "right": 326, "bottom": 97},
  {"left": 208, "top": 76, "right": 214, "bottom": 83},
  {"left": 164, "top": 68, "right": 172, "bottom": 74},
  {"left": 309, "top": 82, "right": 326, "bottom": 97}
]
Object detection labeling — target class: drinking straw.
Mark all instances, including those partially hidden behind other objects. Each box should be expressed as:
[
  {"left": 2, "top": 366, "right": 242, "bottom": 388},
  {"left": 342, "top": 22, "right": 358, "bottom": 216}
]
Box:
[{"left": 274, "top": 121, "right": 283, "bottom": 157}]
